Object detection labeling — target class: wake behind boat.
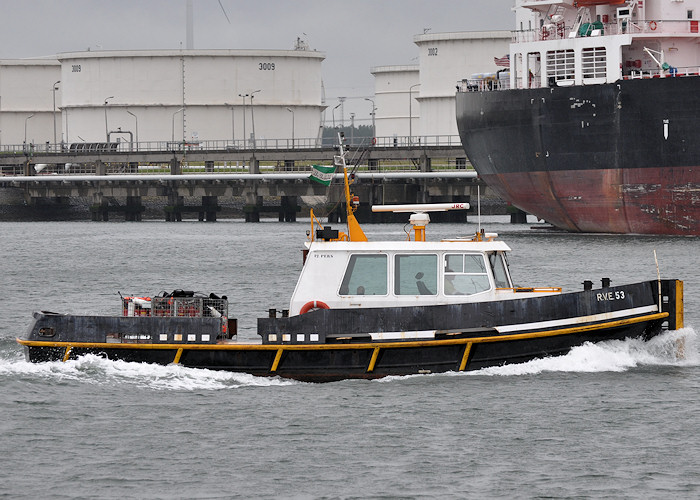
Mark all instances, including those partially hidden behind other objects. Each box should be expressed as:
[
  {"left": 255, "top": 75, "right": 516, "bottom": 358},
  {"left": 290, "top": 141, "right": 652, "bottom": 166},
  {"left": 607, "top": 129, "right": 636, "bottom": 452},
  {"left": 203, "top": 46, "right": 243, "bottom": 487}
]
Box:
[
  {"left": 456, "top": 0, "right": 700, "bottom": 235},
  {"left": 17, "top": 135, "right": 685, "bottom": 382}
]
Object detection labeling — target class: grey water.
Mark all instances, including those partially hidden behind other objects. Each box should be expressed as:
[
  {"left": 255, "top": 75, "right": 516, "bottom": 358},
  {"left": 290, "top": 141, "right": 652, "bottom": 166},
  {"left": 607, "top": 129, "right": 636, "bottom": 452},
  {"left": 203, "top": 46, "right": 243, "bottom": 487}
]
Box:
[{"left": 1, "top": 218, "right": 698, "bottom": 499}]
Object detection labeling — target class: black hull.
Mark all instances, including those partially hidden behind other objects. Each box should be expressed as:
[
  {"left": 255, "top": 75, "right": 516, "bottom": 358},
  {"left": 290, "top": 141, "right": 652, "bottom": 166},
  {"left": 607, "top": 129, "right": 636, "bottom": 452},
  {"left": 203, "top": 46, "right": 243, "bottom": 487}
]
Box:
[
  {"left": 23, "top": 321, "right": 658, "bottom": 382},
  {"left": 19, "top": 280, "right": 683, "bottom": 382},
  {"left": 455, "top": 77, "right": 700, "bottom": 234}
]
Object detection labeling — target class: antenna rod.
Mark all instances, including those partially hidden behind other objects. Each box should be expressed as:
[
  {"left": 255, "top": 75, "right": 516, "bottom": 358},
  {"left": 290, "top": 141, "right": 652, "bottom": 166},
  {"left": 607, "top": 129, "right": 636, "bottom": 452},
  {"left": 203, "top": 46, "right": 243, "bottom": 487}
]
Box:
[
  {"left": 338, "top": 132, "right": 367, "bottom": 242},
  {"left": 478, "top": 184, "right": 481, "bottom": 235},
  {"left": 654, "top": 249, "right": 662, "bottom": 312}
]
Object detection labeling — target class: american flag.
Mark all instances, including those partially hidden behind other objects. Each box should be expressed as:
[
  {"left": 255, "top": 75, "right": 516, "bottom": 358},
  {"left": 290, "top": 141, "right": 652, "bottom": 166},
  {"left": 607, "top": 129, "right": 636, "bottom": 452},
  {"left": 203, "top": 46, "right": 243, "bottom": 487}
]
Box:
[{"left": 494, "top": 54, "right": 510, "bottom": 67}]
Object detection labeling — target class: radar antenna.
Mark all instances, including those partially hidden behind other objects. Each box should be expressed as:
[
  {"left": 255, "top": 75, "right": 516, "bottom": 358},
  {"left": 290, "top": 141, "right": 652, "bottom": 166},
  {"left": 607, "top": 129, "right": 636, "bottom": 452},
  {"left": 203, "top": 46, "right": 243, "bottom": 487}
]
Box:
[{"left": 372, "top": 203, "right": 469, "bottom": 241}]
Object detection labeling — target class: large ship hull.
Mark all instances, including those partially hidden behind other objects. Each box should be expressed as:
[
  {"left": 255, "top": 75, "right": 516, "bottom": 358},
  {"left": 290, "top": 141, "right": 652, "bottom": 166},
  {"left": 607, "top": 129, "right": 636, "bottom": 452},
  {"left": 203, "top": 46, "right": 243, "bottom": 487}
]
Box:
[{"left": 456, "top": 76, "right": 700, "bottom": 234}]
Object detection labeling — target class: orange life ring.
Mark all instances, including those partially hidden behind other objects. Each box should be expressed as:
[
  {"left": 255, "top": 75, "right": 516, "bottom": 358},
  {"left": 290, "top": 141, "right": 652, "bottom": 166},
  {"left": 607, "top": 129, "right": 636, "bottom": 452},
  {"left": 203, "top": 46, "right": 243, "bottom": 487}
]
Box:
[
  {"left": 300, "top": 300, "right": 330, "bottom": 314},
  {"left": 649, "top": 21, "right": 657, "bottom": 31},
  {"left": 371, "top": 137, "right": 376, "bottom": 145}
]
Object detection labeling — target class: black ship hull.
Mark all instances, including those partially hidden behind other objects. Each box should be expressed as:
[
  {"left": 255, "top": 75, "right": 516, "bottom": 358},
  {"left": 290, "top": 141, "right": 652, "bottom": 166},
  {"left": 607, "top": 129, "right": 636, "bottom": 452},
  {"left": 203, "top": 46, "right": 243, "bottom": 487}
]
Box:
[
  {"left": 456, "top": 76, "right": 700, "bottom": 234},
  {"left": 19, "top": 280, "right": 683, "bottom": 382}
]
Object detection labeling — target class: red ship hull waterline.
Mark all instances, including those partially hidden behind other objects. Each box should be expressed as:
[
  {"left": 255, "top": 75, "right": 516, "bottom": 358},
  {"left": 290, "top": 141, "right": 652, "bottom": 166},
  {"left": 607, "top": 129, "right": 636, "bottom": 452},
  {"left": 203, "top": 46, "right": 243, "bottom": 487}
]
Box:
[
  {"left": 480, "top": 165, "right": 698, "bottom": 235},
  {"left": 455, "top": 1, "right": 700, "bottom": 235}
]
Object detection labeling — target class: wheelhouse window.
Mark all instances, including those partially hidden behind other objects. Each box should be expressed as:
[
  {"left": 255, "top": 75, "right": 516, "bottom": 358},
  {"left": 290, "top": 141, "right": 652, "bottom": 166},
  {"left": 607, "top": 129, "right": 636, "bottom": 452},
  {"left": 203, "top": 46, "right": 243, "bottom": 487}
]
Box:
[
  {"left": 395, "top": 254, "right": 437, "bottom": 295},
  {"left": 488, "top": 252, "right": 512, "bottom": 289},
  {"left": 339, "top": 254, "right": 387, "bottom": 296},
  {"left": 444, "top": 253, "right": 491, "bottom": 295}
]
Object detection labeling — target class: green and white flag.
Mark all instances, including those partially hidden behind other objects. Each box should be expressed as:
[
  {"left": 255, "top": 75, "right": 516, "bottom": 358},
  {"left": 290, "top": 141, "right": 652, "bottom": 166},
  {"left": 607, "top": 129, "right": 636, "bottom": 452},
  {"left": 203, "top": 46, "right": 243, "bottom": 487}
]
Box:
[{"left": 309, "top": 165, "right": 335, "bottom": 186}]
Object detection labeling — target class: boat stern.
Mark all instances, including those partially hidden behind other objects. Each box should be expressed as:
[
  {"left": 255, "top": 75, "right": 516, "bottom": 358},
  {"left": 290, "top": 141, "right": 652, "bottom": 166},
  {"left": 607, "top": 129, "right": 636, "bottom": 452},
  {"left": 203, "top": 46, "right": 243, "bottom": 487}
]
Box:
[{"left": 659, "top": 279, "right": 684, "bottom": 331}]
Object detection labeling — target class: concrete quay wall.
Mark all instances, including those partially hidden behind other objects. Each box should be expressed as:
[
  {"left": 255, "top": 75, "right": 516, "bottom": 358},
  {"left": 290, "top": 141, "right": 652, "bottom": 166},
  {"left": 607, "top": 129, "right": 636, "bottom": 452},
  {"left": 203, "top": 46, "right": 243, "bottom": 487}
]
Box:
[{"left": 0, "top": 173, "right": 510, "bottom": 222}]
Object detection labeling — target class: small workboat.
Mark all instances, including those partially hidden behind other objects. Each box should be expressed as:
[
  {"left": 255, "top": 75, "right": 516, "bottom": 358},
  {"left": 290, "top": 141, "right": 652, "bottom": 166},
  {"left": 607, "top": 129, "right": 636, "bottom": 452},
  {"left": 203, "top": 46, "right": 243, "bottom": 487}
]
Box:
[{"left": 17, "top": 136, "right": 684, "bottom": 382}]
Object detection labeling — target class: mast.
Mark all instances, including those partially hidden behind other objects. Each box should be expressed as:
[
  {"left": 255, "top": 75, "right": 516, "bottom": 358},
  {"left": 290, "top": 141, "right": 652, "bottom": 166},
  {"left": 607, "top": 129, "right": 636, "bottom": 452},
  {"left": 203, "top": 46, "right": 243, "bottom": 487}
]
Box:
[{"left": 335, "top": 133, "right": 367, "bottom": 242}]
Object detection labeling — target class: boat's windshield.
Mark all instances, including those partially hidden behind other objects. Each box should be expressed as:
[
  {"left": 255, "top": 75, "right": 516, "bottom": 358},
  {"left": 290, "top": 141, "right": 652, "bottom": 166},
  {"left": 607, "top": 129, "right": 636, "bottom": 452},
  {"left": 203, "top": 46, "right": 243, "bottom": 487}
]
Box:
[
  {"left": 337, "top": 251, "right": 512, "bottom": 297},
  {"left": 395, "top": 254, "right": 438, "bottom": 295},
  {"left": 489, "top": 252, "right": 511, "bottom": 288},
  {"left": 339, "top": 254, "right": 388, "bottom": 296},
  {"left": 444, "top": 253, "right": 491, "bottom": 295}
]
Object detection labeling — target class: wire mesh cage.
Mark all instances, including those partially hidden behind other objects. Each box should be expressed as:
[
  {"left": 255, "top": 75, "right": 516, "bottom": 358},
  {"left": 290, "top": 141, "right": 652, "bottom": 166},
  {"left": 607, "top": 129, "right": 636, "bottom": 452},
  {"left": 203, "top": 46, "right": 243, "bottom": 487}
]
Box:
[{"left": 122, "top": 292, "right": 228, "bottom": 318}]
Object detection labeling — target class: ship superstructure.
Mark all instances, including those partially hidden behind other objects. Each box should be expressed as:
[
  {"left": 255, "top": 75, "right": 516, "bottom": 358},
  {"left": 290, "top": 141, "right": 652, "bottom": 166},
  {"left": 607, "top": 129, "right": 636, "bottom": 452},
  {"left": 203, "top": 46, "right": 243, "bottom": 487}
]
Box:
[{"left": 456, "top": 0, "right": 700, "bottom": 234}]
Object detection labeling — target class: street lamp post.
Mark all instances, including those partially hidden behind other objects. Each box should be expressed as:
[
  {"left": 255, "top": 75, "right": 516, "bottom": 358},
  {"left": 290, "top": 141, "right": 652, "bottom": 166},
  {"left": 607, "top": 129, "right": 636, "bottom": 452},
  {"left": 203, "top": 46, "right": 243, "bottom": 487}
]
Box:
[
  {"left": 103, "top": 96, "right": 114, "bottom": 142},
  {"left": 238, "top": 93, "right": 248, "bottom": 148},
  {"left": 250, "top": 89, "right": 261, "bottom": 150},
  {"left": 364, "top": 97, "right": 376, "bottom": 144},
  {"left": 350, "top": 112, "right": 355, "bottom": 146},
  {"left": 24, "top": 113, "right": 35, "bottom": 146},
  {"left": 286, "top": 107, "right": 294, "bottom": 148},
  {"left": 126, "top": 109, "right": 138, "bottom": 151},
  {"left": 225, "top": 103, "right": 234, "bottom": 145},
  {"left": 332, "top": 102, "right": 341, "bottom": 128},
  {"left": 52, "top": 80, "right": 60, "bottom": 149},
  {"left": 409, "top": 83, "right": 420, "bottom": 144},
  {"left": 171, "top": 107, "right": 185, "bottom": 144}
]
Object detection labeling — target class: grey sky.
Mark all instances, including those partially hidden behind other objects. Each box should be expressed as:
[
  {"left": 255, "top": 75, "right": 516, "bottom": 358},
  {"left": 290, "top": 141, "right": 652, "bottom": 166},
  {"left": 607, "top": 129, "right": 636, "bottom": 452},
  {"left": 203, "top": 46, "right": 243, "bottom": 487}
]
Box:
[{"left": 0, "top": 0, "right": 515, "bottom": 122}]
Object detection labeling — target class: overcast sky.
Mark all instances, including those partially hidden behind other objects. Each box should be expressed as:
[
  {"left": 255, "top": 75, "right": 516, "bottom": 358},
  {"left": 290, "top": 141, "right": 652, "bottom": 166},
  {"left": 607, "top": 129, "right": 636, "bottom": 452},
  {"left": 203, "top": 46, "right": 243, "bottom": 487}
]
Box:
[{"left": 0, "top": 0, "right": 515, "bottom": 123}]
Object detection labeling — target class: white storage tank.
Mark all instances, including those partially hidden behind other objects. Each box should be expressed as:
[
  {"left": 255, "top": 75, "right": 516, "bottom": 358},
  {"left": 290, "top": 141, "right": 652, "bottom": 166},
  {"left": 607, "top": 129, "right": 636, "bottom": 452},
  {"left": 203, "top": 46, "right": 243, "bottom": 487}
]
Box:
[
  {"left": 0, "top": 59, "right": 62, "bottom": 148},
  {"left": 413, "top": 31, "right": 511, "bottom": 137},
  {"left": 57, "top": 49, "right": 326, "bottom": 146},
  {"left": 370, "top": 65, "right": 420, "bottom": 140}
]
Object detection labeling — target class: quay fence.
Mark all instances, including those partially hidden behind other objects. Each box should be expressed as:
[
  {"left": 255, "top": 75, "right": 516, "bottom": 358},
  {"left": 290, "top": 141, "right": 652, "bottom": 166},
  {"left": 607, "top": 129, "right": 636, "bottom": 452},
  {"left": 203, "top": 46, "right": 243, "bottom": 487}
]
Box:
[
  {"left": 0, "top": 135, "right": 471, "bottom": 177},
  {"left": 0, "top": 160, "right": 474, "bottom": 176},
  {"left": 0, "top": 135, "right": 460, "bottom": 155}
]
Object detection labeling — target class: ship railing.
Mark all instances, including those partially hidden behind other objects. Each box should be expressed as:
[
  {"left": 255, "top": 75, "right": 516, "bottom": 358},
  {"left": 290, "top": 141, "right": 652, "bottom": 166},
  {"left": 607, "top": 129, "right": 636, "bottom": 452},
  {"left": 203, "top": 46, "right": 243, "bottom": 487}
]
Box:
[
  {"left": 122, "top": 296, "right": 228, "bottom": 318},
  {"left": 619, "top": 19, "right": 700, "bottom": 36},
  {"left": 512, "top": 19, "right": 700, "bottom": 43},
  {"left": 509, "top": 76, "right": 542, "bottom": 90},
  {"left": 475, "top": 67, "right": 700, "bottom": 90},
  {"left": 529, "top": 76, "right": 542, "bottom": 88},
  {"left": 456, "top": 78, "right": 510, "bottom": 93},
  {"left": 624, "top": 65, "right": 700, "bottom": 80}
]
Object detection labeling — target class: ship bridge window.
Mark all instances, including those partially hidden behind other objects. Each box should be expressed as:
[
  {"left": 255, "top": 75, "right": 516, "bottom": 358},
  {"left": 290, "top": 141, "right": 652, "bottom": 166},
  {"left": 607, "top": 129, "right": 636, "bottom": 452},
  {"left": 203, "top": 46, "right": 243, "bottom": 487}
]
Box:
[
  {"left": 546, "top": 49, "right": 575, "bottom": 83},
  {"left": 444, "top": 253, "right": 490, "bottom": 295},
  {"left": 488, "top": 252, "right": 512, "bottom": 289},
  {"left": 339, "top": 254, "right": 387, "bottom": 296},
  {"left": 582, "top": 47, "right": 606, "bottom": 80},
  {"left": 395, "top": 254, "right": 437, "bottom": 295}
]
